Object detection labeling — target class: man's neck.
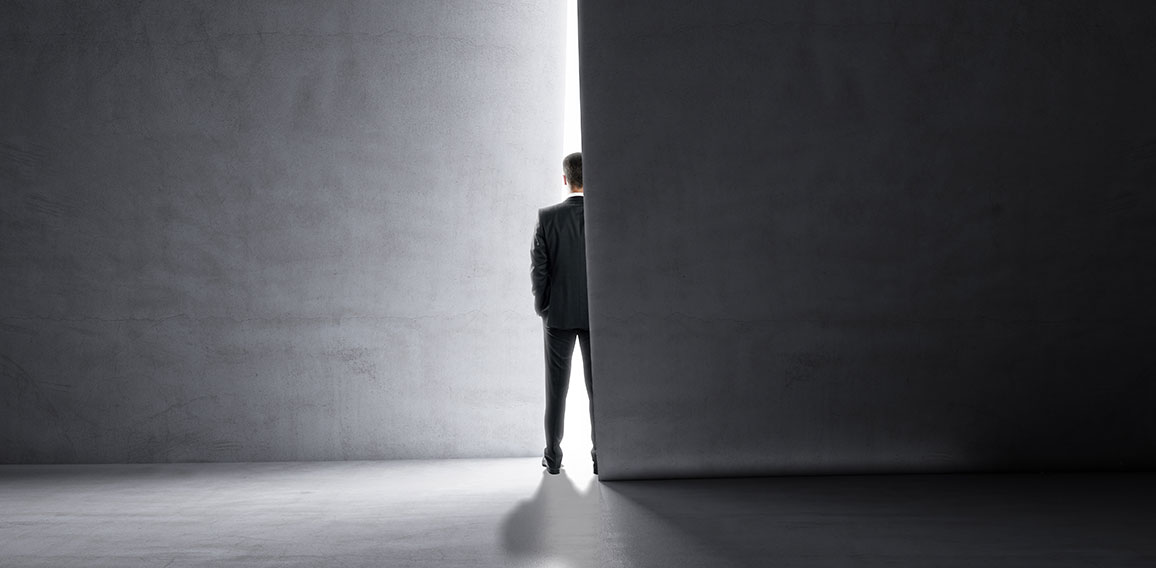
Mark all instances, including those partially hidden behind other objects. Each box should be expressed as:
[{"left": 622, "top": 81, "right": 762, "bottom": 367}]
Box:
[{"left": 568, "top": 188, "right": 583, "bottom": 196}]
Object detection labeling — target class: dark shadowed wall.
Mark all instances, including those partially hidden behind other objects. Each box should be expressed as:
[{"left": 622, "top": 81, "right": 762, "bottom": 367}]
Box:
[
  {"left": 581, "top": 1, "right": 1156, "bottom": 480},
  {"left": 1, "top": 1, "right": 563, "bottom": 463}
]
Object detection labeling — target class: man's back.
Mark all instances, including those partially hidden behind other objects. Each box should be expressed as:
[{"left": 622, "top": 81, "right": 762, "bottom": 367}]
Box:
[{"left": 531, "top": 195, "right": 588, "bottom": 330}]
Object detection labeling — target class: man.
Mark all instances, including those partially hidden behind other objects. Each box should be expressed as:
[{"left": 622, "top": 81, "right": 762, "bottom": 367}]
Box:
[{"left": 531, "top": 152, "right": 595, "bottom": 475}]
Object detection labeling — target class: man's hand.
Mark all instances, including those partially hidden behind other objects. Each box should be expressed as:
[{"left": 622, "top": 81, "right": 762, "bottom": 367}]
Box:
[{"left": 531, "top": 216, "right": 550, "bottom": 317}]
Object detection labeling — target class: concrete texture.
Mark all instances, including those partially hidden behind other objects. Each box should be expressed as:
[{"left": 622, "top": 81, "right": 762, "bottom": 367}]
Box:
[
  {"left": 0, "top": 2, "right": 565, "bottom": 462},
  {"left": 580, "top": 1, "right": 1156, "bottom": 479},
  {"left": 2, "top": 460, "right": 1154, "bottom": 567}
]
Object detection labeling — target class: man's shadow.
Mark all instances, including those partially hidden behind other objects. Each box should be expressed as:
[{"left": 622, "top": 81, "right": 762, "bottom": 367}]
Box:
[{"left": 501, "top": 470, "right": 601, "bottom": 567}]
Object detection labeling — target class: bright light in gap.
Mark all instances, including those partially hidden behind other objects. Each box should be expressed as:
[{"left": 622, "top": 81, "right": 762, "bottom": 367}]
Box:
[
  {"left": 562, "top": 0, "right": 581, "bottom": 158},
  {"left": 560, "top": 0, "right": 592, "bottom": 478}
]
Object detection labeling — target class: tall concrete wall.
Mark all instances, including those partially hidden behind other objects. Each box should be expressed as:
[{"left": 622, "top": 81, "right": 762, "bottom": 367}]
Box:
[
  {"left": 581, "top": 1, "right": 1156, "bottom": 480},
  {"left": 1, "top": 1, "right": 564, "bottom": 463}
]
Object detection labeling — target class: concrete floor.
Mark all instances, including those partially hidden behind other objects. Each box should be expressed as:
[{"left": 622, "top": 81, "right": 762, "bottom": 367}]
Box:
[{"left": 1, "top": 460, "right": 1154, "bottom": 567}]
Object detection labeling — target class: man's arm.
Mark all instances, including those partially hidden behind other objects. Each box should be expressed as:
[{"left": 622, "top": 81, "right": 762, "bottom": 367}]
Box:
[{"left": 531, "top": 215, "right": 550, "bottom": 317}]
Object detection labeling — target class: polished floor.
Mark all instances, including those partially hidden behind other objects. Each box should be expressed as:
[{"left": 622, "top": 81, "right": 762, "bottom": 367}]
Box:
[{"left": 1, "top": 459, "right": 1153, "bottom": 567}]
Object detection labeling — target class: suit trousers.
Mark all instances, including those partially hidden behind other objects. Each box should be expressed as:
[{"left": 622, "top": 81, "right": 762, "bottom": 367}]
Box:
[{"left": 542, "top": 325, "right": 595, "bottom": 470}]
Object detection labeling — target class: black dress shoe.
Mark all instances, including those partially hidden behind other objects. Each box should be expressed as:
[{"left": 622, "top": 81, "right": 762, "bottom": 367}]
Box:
[{"left": 542, "top": 457, "right": 560, "bottom": 475}]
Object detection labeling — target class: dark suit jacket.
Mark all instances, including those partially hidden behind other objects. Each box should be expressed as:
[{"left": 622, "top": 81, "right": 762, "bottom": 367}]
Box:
[{"left": 531, "top": 195, "right": 589, "bottom": 330}]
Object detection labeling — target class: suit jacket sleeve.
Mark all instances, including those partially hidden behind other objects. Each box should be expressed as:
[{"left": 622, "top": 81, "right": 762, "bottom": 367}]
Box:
[{"left": 531, "top": 214, "right": 550, "bottom": 317}]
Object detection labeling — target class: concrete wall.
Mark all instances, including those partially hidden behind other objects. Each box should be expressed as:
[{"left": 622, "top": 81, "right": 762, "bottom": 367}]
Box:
[
  {"left": 1, "top": 1, "right": 563, "bottom": 463},
  {"left": 582, "top": 1, "right": 1156, "bottom": 480}
]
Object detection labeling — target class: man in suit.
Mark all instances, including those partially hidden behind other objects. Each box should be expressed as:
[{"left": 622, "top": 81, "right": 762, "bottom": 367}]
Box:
[{"left": 531, "top": 152, "right": 595, "bottom": 475}]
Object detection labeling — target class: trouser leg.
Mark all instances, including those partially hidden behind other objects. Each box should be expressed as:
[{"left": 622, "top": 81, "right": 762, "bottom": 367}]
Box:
[
  {"left": 577, "top": 329, "right": 595, "bottom": 466},
  {"left": 543, "top": 326, "right": 577, "bottom": 470}
]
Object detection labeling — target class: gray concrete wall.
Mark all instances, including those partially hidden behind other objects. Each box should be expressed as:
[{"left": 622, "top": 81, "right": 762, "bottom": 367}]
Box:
[
  {"left": 1, "top": 1, "right": 564, "bottom": 463},
  {"left": 581, "top": 1, "right": 1156, "bottom": 480}
]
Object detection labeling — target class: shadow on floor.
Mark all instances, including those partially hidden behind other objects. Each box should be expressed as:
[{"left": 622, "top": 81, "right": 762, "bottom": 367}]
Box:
[
  {"left": 501, "top": 470, "right": 601, "bottom": 567},
  {"left": 597, "top": 472, "right": 1156, "bottom": 568}
]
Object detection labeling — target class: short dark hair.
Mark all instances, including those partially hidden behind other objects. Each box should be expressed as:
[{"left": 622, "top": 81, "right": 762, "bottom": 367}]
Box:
[{"left": 563, "top": 152, "right": 582, "bottom": 189}]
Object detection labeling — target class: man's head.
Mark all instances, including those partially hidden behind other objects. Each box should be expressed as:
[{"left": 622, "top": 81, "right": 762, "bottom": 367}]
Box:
[{"left": 562, "top": 152, "right": 582, "bottom": 191}]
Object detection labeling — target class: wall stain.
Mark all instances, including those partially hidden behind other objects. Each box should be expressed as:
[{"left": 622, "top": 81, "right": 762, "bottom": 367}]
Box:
[{"left": 0, "top": 354, "right": 78, "bottom": 462}]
